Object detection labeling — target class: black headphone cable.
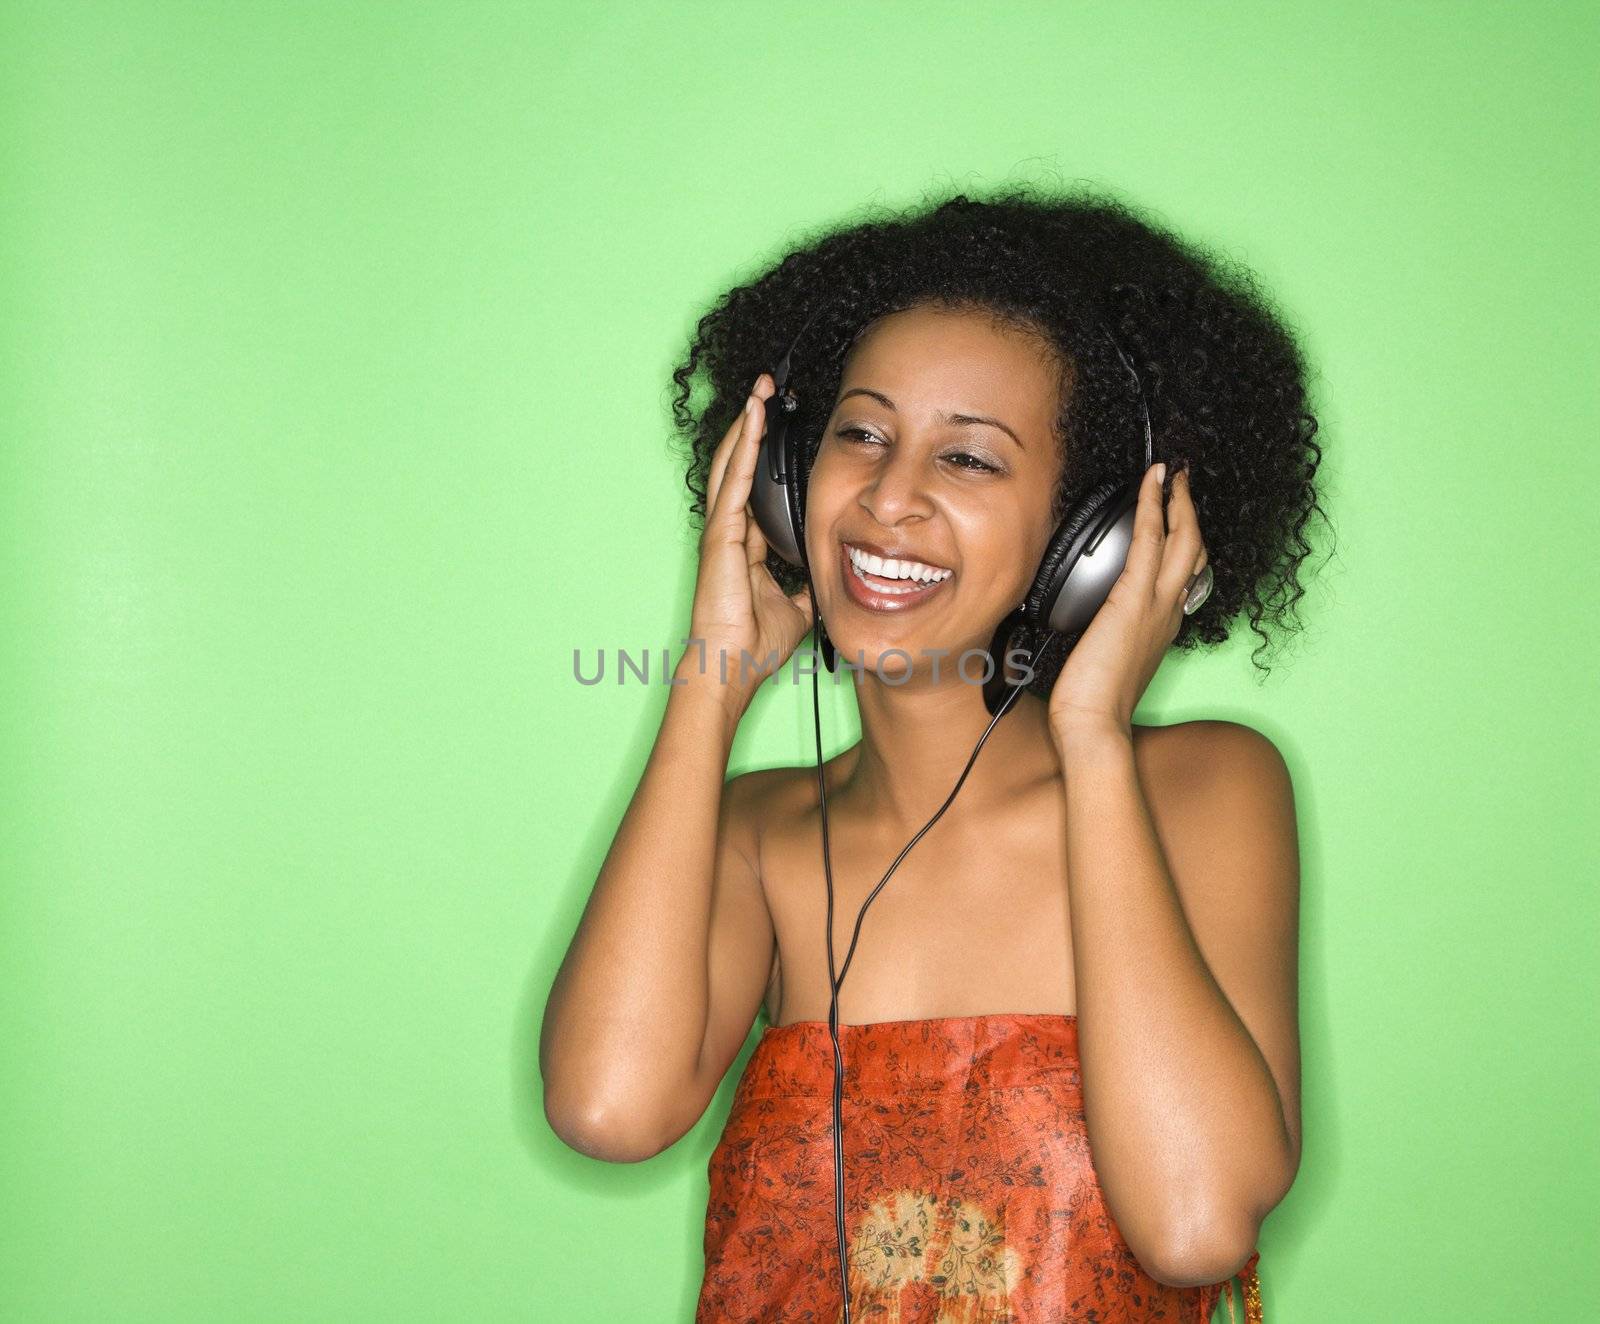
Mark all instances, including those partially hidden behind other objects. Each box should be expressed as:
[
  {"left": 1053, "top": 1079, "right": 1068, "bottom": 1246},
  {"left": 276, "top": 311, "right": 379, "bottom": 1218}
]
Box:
[{"left": 801, "top": 590, "right": 1034, "bottom": 1322}]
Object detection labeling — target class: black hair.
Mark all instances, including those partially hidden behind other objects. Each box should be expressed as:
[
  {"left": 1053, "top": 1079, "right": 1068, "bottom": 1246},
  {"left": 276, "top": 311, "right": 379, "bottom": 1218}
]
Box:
[{"left": 669, "top": 182, "right": 1332, "bottom": 692}]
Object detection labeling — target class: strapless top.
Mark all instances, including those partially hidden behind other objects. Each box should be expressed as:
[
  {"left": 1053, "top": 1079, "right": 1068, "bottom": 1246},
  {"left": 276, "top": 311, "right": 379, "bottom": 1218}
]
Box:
[{"left": 696, "top": 1012, "right": 1262, "bottom": 1322}]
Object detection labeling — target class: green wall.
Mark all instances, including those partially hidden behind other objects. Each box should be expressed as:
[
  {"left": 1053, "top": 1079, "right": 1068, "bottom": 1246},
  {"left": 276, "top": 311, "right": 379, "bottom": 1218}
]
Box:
[{"left": 3, "top": 3, "right": 1594, "bottom": 1320}]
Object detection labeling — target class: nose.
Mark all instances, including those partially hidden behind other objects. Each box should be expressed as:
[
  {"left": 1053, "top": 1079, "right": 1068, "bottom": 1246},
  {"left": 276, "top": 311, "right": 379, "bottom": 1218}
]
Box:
[{"left": 857, "top": 447, "right": 936, "bottom": 528}]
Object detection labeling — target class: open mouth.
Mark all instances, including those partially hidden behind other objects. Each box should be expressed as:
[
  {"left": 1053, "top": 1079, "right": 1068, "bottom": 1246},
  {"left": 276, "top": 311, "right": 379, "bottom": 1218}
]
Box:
[{"left": 838, "top": 541, "right": 954, "bottom": 612}]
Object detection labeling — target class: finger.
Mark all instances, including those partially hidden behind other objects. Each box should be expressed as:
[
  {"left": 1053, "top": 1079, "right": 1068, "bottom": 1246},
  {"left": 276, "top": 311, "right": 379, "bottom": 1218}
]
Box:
[
  {"left": 711, "top": 388, "right": 768, "bottom": 531},
  {"left": 1121, "top": 461, "right": 1169, "bottom": 595},
  {"left": 1155, "top": 466, "right": 1206, "bottom": 603},
  {"left": 705, "top": 372, "right": 774, "bottom": 510},
  {"left": 705, "top": 386, "right": 759, "bottom": 518},
  {"left": 744, "top": 493, "right": 770, "bottom": 568}
]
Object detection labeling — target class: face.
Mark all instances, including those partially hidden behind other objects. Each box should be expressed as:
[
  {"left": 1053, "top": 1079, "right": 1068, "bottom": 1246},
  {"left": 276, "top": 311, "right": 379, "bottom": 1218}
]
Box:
[{"left": 803, "top": 302, "right": 1068, "bottom": 681}]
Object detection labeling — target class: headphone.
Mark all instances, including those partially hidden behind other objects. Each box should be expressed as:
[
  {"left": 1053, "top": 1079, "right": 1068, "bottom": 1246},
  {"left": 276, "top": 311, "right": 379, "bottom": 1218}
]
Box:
[{"left": 746, "top": 304, "right": 1160, "bottom": 1322}]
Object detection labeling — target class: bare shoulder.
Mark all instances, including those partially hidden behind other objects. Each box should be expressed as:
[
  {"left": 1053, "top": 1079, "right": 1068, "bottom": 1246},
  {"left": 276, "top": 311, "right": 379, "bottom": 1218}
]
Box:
[
  {"left": 718, "top": 756, "right": 852, "bottom": 901},
  {"left": 724, "top": 751, "right": 856, "bottom": 834},
  {"left": 722, "top": 760, "right": 831, "bottom": 831},
  {"left": 721, "top": 762, "right": 798, "bottom": 818},
  {"left": 1134, "top": 718, "right": 1294, "bottom": 814},
  {"left": 1131, "top": 717, "right": 1301, "bottom": 933}
]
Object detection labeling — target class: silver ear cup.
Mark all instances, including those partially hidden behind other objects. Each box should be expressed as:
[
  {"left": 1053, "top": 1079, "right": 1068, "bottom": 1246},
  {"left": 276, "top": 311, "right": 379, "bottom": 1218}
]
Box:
[
  {"left": 1039, "top": 483, "right": 1140, "bottom": 636},
  {"left": 749, "top": 400, "right": 805, "bottom": 568}
]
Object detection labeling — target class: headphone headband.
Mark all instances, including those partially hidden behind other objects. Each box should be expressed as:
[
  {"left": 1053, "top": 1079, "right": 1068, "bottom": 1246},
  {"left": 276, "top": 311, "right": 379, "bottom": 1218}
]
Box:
[
  {"left": 1101, "top": 326, "right": 1154, "bottom": 473},
  {"left": 772, "top": 304, "right": 824, "bottom": 399}
]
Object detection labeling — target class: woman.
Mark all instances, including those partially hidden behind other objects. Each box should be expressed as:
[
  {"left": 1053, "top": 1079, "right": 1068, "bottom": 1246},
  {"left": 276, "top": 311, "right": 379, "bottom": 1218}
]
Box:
[{"left": 542, "top": 187, "right": 1325, "bottom": 1322}]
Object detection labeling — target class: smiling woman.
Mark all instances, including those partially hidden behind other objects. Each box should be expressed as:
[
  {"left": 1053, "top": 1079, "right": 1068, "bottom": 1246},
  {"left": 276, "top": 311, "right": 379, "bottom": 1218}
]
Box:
[
  {"left": 539, "top": 182, "right": 1328, "bottom": 1323},
  {"left": 806, "top": 304, "right": 1071, "bottom": 659}
]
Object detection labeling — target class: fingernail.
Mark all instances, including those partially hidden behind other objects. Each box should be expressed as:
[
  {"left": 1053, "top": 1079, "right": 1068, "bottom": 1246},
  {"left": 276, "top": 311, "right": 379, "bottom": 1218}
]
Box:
[{"left": 1154, "top": 462, "right": 1167, "bottom": 483}]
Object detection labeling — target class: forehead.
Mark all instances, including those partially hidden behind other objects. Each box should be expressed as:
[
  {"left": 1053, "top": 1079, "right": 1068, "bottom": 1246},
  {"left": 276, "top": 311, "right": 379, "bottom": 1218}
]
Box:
[{"left": 838, "top": 304, "right": 1066, "bottom": 429}]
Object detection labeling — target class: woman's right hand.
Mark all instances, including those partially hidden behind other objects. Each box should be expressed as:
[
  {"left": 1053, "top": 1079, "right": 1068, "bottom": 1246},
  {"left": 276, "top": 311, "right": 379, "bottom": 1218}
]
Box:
[{"left": 683, "top": 374, "right": 817, "bottom": 709}]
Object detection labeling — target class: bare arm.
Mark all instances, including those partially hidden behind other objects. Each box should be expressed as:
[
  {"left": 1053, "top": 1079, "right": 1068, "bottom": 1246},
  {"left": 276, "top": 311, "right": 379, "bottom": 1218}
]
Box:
[
  {"left": 539, "top": 664, "right": 776, "bottom": 1161},
  {"left": 540, "top": 372, "right": 811, "bottom": 1162},
  {"left": 1056, "top": 717, "right": 1302, "bottom": 1287}
]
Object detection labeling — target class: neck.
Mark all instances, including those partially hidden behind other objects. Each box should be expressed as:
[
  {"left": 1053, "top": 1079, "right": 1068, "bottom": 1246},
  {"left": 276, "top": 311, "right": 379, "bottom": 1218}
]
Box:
[{"left": 836, "top": 665, "right": 1063, "bottom": 829}]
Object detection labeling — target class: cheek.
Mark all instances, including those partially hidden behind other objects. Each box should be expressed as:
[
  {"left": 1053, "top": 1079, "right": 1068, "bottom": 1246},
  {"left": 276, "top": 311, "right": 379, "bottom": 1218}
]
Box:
[
  {"left": 801, "top": 451, "right": 848, "bottom": 534},
  {"left": 800, "top": 447, "right": 864, "bottom": 534},
  {"left": 1005, "top": 541, "right": 1051, "bottom": 607},
  {"left": 949, "top": 508, "right": 1048, "bottom": 602}
]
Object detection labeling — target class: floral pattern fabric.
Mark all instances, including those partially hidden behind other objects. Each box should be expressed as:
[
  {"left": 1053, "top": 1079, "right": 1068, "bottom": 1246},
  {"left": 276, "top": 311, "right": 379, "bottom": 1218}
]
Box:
[{"left": 697, "top": 1012, "right": 1261, "bottom": 1323}]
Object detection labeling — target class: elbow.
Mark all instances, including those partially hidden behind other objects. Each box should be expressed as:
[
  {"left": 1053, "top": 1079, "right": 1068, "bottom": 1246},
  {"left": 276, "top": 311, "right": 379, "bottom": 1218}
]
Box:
[
  {"left": 1140, "top": 1132, "right": 1300, "bottom": 1286},
  {"left": 1134, "top": 1210, "right": 1260, "bottom": 1289},
  {"left": 543, "top": 1092, "right": 667, "bottom": 1164}
]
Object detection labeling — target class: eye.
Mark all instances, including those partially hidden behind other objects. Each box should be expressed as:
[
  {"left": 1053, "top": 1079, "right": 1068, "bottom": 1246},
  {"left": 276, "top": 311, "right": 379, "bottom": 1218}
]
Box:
[
  {"left": 837, "top": 427, "right": 999, "bottom": 474},
  {"left": 837, "top": 426, "right": 884, "bottom": 446}
]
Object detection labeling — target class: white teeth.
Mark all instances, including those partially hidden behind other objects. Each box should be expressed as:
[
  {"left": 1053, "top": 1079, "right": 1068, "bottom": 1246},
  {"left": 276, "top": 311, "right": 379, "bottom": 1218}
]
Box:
[
  {"left": 851, "top": 565, "right": 918, "bottom": 593},
  {"left": 846, "top": 544, "right": 953, "bottom": 585}
]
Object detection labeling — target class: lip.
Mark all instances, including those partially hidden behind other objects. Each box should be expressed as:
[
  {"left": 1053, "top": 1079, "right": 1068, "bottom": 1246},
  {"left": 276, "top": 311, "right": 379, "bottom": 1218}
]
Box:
[{"left": 838, "top": 541, "right": 955, "bottom": 613}]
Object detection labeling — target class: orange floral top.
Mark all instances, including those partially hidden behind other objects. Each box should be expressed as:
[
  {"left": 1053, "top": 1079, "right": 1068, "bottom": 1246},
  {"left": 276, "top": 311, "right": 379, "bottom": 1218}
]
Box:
[{"left": 697, "top": 1012, "right": 1262, "bottom": 1323}]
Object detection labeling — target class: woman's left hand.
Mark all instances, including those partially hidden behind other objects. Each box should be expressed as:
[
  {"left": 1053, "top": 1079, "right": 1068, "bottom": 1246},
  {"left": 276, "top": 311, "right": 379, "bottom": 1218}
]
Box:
[{"left": 1047, "top": 462, "right": 1209, "bottom": 739}]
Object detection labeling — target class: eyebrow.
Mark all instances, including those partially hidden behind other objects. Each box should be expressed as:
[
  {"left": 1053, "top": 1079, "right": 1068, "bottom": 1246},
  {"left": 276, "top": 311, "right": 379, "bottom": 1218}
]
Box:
[{"left": 836, "top": 387, "right": 1025, "bottom": 452}]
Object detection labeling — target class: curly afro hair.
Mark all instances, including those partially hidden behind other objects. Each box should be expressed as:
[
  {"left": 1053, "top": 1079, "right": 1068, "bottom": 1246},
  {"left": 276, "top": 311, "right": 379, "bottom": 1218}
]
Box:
[{"left": 669, "top": 183, "right": 1331, "bottom": 695}]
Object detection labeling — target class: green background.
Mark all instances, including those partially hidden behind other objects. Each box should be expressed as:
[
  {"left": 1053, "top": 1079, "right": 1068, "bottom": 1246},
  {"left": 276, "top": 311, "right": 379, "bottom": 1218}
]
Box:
[{"left": 3, "top": 2, "right": 1594, "bottom": 1319}]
